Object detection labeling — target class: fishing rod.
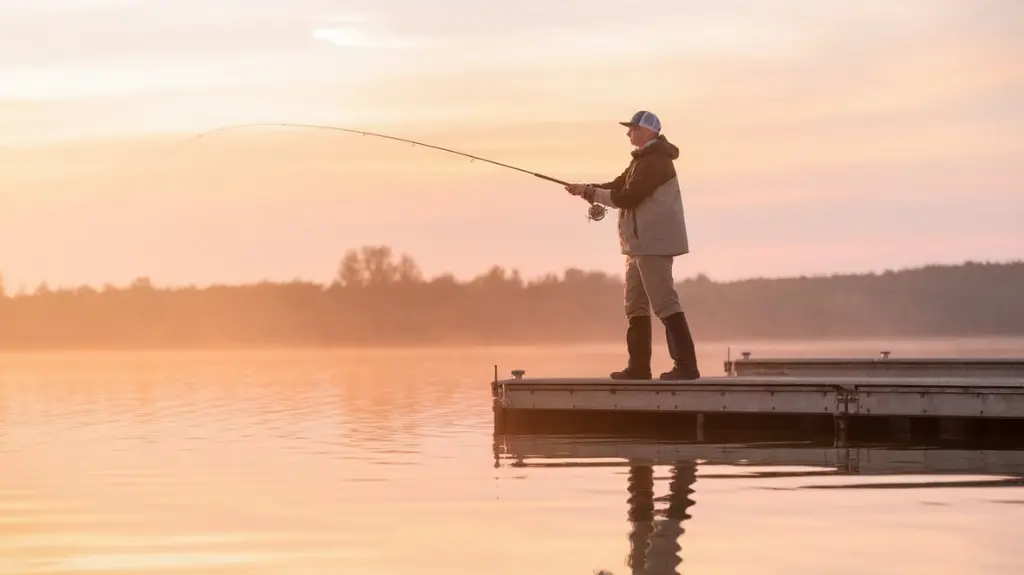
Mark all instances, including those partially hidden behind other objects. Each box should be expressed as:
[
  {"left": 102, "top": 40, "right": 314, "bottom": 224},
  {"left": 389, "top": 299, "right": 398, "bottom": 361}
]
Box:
[{"left": 167, "top": 122, "right": 608, "bottom": 222}]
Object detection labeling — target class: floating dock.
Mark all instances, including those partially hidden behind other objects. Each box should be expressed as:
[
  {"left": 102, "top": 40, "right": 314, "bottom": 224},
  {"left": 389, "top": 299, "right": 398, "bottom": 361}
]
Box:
[
  {"left": 490, "top": 351, "right": 1024, "bottom": 443},
  {"left": 724, "top": 350, "right": 1024, "bottom": 378}
]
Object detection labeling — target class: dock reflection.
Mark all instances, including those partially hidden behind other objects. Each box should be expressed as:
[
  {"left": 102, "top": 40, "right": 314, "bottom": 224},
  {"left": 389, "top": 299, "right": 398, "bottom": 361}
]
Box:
[{"left": 493, "top": 429, "right": 1024, "bottom": 574}]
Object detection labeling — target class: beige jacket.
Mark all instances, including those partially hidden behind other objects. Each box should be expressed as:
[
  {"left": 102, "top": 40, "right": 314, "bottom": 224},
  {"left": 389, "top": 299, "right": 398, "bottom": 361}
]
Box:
[{"left": 585, "top": 135, "right": 690, "bottom": 257}]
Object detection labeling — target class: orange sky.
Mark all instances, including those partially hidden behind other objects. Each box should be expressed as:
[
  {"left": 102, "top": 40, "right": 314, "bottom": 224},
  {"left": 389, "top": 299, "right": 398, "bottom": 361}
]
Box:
[{"left": 0, "top": 0, "right": 1021, "bottom": 291}]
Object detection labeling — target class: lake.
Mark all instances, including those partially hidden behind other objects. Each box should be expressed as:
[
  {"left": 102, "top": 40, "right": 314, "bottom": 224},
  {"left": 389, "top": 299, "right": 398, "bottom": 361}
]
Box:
[{"left": 1, "top": 337, "right": 1022, "bottom": 574}]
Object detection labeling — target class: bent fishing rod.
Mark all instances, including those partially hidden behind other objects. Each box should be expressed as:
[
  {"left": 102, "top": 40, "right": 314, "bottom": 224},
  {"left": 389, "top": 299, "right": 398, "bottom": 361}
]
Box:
[{"left": 167, "top": 122, "right": 608, "bottom": 221}]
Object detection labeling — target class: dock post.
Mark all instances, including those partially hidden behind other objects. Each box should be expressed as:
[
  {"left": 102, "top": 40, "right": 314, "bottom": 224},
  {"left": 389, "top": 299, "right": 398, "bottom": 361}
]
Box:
[
  {"left": 491, "top": 365, "right": 505, "bottom": 434},
  {"left": 492, "top": 402, "right": 505, "bottom": 435},
  {"left": 834, "top": 386, "right": 855, "bottom": 447},
  {"left": 695, "top": 413, "right": 705, "bottom": 442},
  {"left": 833, "top": 415, "right": 849, "bottom": 447}
]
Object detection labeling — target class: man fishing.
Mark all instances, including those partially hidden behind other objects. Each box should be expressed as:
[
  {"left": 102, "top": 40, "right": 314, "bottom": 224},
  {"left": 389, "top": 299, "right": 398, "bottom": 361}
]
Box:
[{"left": 565, "top": 110, "right": 700, "bottom": 380}]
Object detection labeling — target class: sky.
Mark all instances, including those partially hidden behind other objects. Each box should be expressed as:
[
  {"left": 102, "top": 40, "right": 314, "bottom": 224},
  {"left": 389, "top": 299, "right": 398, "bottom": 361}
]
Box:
[{"left": 0, "top": 0, "right": 1021, "bottom": 291}]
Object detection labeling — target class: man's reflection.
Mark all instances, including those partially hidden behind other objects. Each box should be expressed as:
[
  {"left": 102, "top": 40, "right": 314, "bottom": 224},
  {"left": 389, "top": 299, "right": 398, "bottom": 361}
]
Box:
[{"left": 626, "top": 462, "right": 696, "bottom": 574}]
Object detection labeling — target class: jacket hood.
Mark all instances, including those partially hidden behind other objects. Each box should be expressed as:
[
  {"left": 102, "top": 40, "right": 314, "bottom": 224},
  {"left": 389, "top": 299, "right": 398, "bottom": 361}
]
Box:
[{"left": 632, "top": 134, "right": 679, "bottom": 160}]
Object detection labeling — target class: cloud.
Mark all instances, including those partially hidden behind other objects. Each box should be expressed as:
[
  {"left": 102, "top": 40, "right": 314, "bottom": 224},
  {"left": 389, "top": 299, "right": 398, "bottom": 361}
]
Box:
[
  {"left": 310, "top": 25, "right": 425, "bottom": 49},
  {"left": 310, "top": 13, "right": 428, "bottom": 50}
]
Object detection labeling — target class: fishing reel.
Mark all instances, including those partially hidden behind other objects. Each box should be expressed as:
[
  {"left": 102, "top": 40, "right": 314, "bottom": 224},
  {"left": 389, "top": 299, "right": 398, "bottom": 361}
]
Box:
[{"left": 587, "top": 203, "right": 607, "bottom": 222}]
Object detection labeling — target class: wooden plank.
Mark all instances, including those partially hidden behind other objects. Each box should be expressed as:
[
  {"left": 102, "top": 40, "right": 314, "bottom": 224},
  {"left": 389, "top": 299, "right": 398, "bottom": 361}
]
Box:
[
  {"left": 493, "top": 375, "right": 1024, "bottom": 418},
  {"left": 498, "top": 380, "right": 839, "bottom": 415},
  {"left": 726, "top": 354, "right": 1024, "bottom": 377},
  {"left": 851, "top": 386, "right": 1024, "bottom": 417}
]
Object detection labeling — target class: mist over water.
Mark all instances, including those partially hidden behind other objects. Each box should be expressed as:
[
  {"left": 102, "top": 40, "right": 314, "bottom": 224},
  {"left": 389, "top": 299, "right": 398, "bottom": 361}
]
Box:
[{"left": 1, "top": 337, "right": 1022, "bottom": 574}]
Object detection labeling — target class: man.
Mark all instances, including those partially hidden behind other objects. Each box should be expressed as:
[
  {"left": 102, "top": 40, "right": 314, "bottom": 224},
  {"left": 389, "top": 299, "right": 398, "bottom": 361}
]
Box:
[{"left": 565, "top": 110, "right": 700, "bottom": 380}]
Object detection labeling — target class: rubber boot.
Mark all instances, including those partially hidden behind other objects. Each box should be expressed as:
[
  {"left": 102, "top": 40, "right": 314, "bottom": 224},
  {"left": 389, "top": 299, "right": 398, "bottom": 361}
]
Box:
[
  {"left": 659, "top": 312, "right": 700, "bottom": 380},
  {"left": 611, "top": 315, "right": 652, "bottom": 380}
]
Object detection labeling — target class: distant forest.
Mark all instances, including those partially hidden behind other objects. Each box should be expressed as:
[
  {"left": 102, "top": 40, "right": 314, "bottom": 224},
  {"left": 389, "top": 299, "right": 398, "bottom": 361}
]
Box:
[{"left": 0, "top": 246, "right": 1021, "bottom": 349}]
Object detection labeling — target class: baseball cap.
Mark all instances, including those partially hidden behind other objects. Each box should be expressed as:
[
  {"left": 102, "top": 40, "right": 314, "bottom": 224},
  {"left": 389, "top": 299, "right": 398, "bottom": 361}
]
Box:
[{"left": 619, "top": 110, "right": 661, "bottom": 133}]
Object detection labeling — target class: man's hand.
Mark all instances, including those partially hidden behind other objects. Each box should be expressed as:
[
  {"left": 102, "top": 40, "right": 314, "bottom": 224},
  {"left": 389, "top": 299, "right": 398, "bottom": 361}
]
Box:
[{"left": 564, "top": 183, "right": 588, "bottom": 196}]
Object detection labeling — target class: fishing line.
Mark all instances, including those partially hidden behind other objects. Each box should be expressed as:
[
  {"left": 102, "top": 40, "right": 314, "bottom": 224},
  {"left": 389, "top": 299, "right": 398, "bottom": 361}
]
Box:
[{"left": 166, "top": 122, "right": 607, "bottom": 222}]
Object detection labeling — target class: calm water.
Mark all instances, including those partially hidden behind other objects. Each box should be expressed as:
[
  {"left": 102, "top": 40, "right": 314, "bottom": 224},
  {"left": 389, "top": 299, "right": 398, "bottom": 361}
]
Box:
[{"left": 1, "top": 337, "right": 1023, "bottom": 574}]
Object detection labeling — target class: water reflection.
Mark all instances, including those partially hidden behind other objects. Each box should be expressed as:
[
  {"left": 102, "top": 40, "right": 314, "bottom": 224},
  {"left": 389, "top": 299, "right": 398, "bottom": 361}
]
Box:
[
  {"left": 624, "top": 463, "right": 695, "bottom": 574},
  {"left": 495, "top": 431, "right": 1024, "bottom": 575}
]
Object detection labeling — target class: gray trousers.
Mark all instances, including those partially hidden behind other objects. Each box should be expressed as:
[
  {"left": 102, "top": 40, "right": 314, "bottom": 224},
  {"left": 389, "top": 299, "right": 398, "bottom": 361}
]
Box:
[{"left": 624, "top": 255, "right": 683, "bottom": 319}]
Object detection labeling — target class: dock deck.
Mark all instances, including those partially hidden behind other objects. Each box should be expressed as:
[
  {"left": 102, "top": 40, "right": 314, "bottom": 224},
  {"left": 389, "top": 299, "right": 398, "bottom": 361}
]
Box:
[
  {"left": 493, "top": 374, "right": 1024, "bottom": 418},
  {"left": 724, "top": 351, "right": 1024, "bottom": 378},
  {"left": 490, "top": 352, "right": 1024, "bottom": 442}
]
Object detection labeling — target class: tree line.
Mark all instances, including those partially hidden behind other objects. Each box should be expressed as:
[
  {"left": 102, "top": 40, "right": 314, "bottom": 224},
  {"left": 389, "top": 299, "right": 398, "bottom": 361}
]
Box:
[{"left": 0, "top": 246, "right": 1021, "bottom": 349}]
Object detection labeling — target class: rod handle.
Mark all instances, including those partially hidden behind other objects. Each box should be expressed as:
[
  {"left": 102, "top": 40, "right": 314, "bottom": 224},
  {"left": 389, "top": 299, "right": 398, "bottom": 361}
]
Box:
[{"left": 533, "top": 173, "right": 570, "bottom": 186}]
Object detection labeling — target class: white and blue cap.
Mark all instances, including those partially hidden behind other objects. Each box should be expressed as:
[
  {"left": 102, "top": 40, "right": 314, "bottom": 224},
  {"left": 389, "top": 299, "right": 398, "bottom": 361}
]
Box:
[{"left": 619, "top": 110, "right": 661, "bottom": 133}]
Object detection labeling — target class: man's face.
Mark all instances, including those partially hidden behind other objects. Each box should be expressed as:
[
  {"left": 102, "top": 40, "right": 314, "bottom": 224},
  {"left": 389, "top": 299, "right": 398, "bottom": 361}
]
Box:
[{"left": 627, "top": 125, "right": 655, "bottom": 147}]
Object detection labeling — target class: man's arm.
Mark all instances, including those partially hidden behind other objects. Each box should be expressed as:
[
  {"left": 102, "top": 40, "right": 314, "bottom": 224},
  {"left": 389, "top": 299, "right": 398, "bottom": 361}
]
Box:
[
  {"left": 586, "top": 156, "right": 675, "bottom": 209},
  {"left": 569, "top": 165, "right": 631, "bottom": 209},
  {"left": 591, "top": 166, "right": 629, "bottom": 192}
]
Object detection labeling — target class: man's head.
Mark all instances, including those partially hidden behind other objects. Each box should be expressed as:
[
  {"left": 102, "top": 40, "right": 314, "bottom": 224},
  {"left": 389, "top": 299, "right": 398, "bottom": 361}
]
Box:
[{"left": 619, "top": 110, "right": 661, "bottom": 147}]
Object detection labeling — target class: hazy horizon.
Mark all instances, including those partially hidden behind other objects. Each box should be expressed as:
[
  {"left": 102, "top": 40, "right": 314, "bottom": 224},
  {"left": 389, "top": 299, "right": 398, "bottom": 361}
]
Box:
[
  {"left": 2, "top": 257, "right": 1021, "bottom": 351},
  {"left": 1, "top": 0, "right": 1021, "bottom": 290},
  {"left": 0, "top": 249, "right": 1020, "bottom": 293}
]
